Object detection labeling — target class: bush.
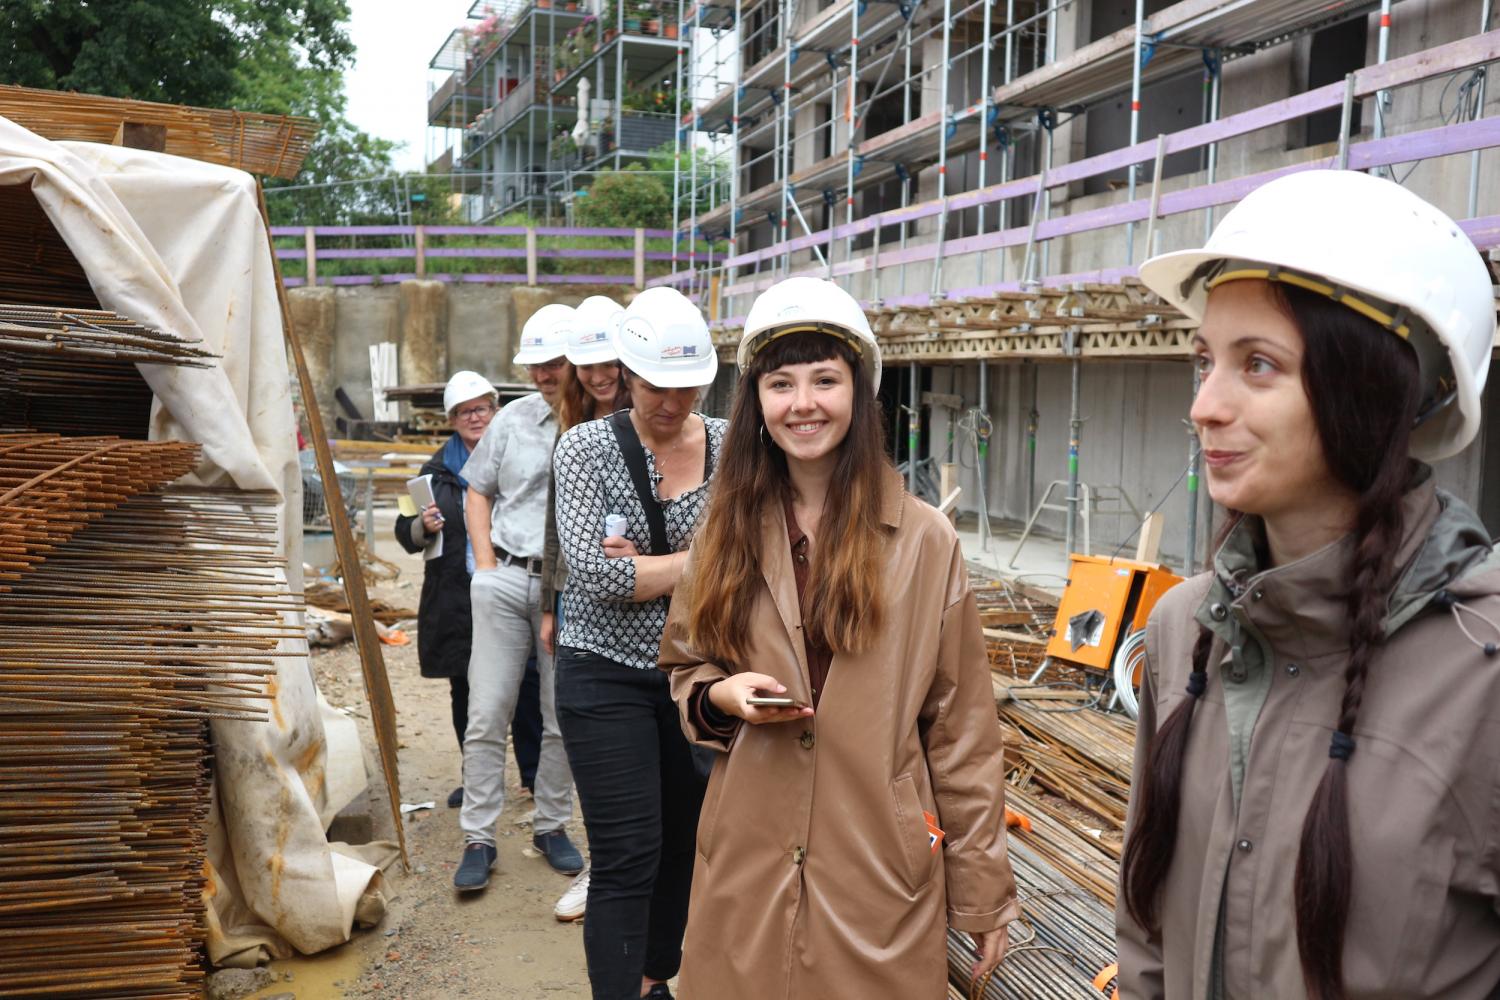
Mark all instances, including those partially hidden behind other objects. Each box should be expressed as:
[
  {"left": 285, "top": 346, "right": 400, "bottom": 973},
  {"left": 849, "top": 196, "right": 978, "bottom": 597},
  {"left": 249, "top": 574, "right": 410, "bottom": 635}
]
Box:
[{"left": 575, "top": 164, "right": 670, "bottom": 228}]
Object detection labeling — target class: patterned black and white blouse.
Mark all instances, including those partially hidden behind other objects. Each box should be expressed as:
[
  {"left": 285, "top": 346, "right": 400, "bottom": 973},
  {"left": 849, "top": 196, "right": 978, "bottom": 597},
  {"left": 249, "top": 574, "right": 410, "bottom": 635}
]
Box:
[{"left": 553, "top": 412, "right": 727, "bottom": 671}]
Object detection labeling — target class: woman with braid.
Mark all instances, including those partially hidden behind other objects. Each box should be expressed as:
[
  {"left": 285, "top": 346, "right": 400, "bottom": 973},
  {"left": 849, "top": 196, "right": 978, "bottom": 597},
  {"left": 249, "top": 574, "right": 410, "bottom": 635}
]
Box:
[{"left": 1117, "top": 170, "right": 1500, "bottom": 1000}]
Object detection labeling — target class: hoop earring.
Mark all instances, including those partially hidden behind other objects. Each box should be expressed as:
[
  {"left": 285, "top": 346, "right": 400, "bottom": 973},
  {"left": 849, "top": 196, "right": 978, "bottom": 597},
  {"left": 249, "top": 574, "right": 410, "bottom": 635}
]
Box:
[{"left": 759, "top": 423, "right": 773, "bottom": 448}]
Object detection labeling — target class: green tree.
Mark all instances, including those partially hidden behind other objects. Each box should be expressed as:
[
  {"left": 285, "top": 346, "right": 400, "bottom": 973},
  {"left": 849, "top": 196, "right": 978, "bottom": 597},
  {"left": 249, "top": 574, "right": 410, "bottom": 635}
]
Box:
[
  {"left": 0, "top": 0, "right": 393, "bottom": 225},
  {"left": 575, "top": 163, "right": 672, "bottom": 228}
]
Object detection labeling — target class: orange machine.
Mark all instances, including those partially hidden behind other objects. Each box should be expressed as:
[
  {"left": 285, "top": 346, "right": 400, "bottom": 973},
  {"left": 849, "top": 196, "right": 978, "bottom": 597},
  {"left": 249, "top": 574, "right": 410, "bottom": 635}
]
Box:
[{"left": 1044, "top": 554, "right": 1184, "bottom": 672}]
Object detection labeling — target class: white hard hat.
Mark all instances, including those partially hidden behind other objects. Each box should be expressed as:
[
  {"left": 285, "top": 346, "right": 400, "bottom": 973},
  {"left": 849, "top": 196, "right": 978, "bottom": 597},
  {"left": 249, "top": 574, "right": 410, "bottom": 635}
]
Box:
[
  {"left": 1139, "top": 169, "right": 1495, "bottom": 461},
  {"left": 739, "top": 276, "right": 882, "bottom": 394},
  {"left": 568, "top": 295, "right": 625, "bottom": 365},
  {"left": 514, "top": 303, "right": 576, "bottom": 365},
  {"left": 611, "top": 287, "right": 718, "bottom": 388},
  {"left": 443, "top": 370, "right": 497, "bottom": 415}
]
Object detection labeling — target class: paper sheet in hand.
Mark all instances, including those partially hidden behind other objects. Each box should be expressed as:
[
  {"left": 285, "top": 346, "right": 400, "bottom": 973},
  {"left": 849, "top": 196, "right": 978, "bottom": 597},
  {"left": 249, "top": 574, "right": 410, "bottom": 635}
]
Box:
[{"left": 406, "top": 475, "right": 443, "bottom": 560}]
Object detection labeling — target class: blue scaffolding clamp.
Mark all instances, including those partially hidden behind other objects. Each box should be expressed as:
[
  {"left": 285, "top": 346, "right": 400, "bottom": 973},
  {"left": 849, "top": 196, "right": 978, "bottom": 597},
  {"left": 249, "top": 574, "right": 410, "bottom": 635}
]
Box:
[
  {"left": 1201, "top": 47, "right": 1222, "bottom": 78},
  {"left": 737, "top": 84, "right": 749, "bottom": 101},
  {"left": 857, "top": 0, "right": 868, "bottom": 14},
  {"left": 822, "top": 189, "right": 837, "bottom": 207},
  {"left": 986, "top": 105, "right": 1000, "bottom": 128},
  {"left": 1139, "top": 34, "right": 1159, "bottom": 69},
  {"left": 789, "top": 45, "right": 801, "bottom": 65},
  {"left": 945, "top": 114, "right": 958, "bottom": 141},
  {"left": 826, "top": 50, "right": 840, "bottom": 70},
  {"left": 852, "top": 154, "right": 866, "bottom": 179},
  {"left": 1038, "top": 108, "right": 1057, "bottom": 133},
  {"left": 897, "top": 0, "right": 913, "bottom": 19},
  {"left": 734, "top": 206, "right": 746, "bottom": 225},
  {"left": 894, "top": 163, "right": 910, "bottom": 184},
  {"left": 992, "top": 122, "right": 1011, "bottom": 148}
]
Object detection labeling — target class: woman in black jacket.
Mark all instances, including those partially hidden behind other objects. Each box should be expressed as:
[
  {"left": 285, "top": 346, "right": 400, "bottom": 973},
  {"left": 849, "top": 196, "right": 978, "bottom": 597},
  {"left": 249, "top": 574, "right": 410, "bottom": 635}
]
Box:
[{"left": 395, "top": 371, "right": 544, "bottom": 808}]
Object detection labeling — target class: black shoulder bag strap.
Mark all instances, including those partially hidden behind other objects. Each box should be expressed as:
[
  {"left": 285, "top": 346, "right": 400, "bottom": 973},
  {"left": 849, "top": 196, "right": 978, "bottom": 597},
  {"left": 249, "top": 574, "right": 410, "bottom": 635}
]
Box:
[{"left": 608, "top": 409, "right": 713, "bottom": 563}]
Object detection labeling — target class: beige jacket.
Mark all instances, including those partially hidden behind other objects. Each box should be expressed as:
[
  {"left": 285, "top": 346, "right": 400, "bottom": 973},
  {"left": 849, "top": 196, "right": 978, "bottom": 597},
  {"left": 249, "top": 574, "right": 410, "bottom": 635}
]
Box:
[
  {"left": 1117, "top": 478, "right": 1500, "bottom": 999},
  {"left": 659, "top": 470, "right": 1019, "bottom": 999}
]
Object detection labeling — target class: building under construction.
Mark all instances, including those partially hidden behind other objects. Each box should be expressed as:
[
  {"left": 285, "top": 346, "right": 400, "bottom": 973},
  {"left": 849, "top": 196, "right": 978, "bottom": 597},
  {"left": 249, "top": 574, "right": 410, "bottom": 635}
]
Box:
[{"left": 655, "top": 0, "right": 1499, "bottom": 573}]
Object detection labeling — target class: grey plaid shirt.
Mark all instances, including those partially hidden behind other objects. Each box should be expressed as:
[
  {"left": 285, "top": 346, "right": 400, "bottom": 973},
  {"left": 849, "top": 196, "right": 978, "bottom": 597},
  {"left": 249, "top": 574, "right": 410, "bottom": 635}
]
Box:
[{"left": 460, "top": 391, "right": 557, "bottom": 560}]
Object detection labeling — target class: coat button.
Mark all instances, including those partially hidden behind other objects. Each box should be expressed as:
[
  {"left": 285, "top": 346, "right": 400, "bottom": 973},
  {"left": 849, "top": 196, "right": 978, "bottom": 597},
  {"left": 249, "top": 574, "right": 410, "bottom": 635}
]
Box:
[
  {"left": 1286, "top": 663, "right": 1300, "bottom": 677},
  {"left": 1251, "top": 589, "right": 1265, "bottom": 602},
  {"left": 1210, "top": 602, "right": 1228, "bottom": 621},
  {"left": 799, "top": 731, "right": 815, "bottom": 750},
  {"left": 792, "top": 846, "right": 806, "bottom": 865},
  {"left": 1237, "top": 839, "right": 1253, "bottom": 853}
]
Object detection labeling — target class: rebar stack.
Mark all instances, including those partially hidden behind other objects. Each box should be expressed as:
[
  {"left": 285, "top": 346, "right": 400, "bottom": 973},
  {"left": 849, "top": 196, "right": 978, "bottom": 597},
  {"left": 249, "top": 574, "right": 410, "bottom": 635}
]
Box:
[
  {"left": 0, "top": 483, "right": 289, "bottom": 998},
  {"left": 948, "top": 840, "right": 1119, "bottom": 999},
  {"left": 0, "top": 435, "right": 202, "bottom": 584},
  {"left": 0, "top": 305, "right": 215, "bottom": 439}
]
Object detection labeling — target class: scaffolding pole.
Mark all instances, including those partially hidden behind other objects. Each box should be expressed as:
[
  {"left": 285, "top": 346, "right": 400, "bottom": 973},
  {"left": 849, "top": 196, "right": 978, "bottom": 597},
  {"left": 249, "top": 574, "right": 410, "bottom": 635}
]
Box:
[
  {"left": 928, "top": 0, "right": 954, "bottom": 298},
  {"left": 974, "top": 0, "right": 995, "bottom": 286},
  {"left": 908, "top": 362, "right": 921, "bottom": 492},
  {"left": 1184, "top": 366, "right": 1202, "bottom": 575},
  {"left": 1202, "top": 49, "right": 1221, "bottom": 243},
  {"left": 1126, "top": 0, "right": 1144, "bottom": 265},
  {"left": 1471, "top": 0, "right": 1493, "bottom": 219},
  {"left": 842, "top": 0, "right": 860, "bottom": 286},
  {"left": 779, "top": 0, "right": 795, "bottom": 274},
  {"left": 1065, "top": 346, "right": 1081, "bottom": 556}
]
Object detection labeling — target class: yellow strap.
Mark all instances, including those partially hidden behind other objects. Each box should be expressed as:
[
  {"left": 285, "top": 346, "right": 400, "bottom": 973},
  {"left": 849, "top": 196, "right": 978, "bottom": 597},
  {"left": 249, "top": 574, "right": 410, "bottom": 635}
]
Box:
[
  {"left": 745, "top": 322, "right": 866, "bottom": 363},
  {"left": 1205, "top": 267, "right": 1411, "bottom": 339}
]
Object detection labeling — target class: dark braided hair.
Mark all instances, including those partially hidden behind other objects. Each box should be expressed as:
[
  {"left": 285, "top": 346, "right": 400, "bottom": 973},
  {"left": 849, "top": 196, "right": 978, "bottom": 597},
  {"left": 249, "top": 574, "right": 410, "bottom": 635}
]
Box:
[{"left": 1120, "top": 282, "right": 1422, "bottom": 999}]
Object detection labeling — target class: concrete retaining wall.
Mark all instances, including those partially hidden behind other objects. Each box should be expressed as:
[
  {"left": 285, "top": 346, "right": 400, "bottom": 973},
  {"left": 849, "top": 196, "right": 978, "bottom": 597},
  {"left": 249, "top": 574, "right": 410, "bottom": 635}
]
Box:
[{"left": 288, "top": 281, "right": 635, "bottom": 427}]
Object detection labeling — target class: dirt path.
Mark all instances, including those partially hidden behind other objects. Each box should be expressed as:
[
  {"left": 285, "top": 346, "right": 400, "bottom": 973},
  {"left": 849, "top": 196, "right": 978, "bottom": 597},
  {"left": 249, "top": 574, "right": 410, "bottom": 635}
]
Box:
[{"left": 251, "top": 510, "right": 595, "bottom": 1000}]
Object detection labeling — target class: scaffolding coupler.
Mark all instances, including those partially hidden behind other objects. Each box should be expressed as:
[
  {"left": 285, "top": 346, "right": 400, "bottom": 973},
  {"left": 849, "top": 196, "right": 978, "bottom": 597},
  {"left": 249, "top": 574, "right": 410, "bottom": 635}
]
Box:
[
  {"left": 1201, "top": 47, "right": 1222, "bottom": 78},
  {"left": 826, "top": 50, "right": 840, "bottom": 70},
  {"left": 1038, "top": 108, "right": 1057, "bottom": 134},
  {"left": 894, "top": 163, "right": 910, "bottom": 184},
  {"left": 945, "top": 115, "right": 958, "bottom": 141},
  {"left": 1140, "top": 34, "right": 1159, "bottom": 69},
  {"left": 790, "top": 45, "right": 801, "bottom": 65},
  {"left": 992, "top": 121, "right": 1011, "bottom": 148},
  {"left": 897, "top": 0, "right": 914, "bottom": 19},
  {"left": 853, "top": 154, "right": 866, "bottom": 179},
  {"left": 822, "top": 189, "right": 837, "bottom": 208}
]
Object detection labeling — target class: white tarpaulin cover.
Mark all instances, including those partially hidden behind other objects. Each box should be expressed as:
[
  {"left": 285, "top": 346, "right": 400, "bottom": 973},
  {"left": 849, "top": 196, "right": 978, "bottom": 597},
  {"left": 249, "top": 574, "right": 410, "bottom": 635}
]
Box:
[{"left": 0, "top": 116, "right": 386, "bottom": 965}]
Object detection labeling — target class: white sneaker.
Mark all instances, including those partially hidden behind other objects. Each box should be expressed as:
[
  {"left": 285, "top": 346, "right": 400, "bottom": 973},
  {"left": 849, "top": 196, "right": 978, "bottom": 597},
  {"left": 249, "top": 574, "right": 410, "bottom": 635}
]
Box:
[{"left": 554, "top": 866, "right": 589, "bottom": 922}]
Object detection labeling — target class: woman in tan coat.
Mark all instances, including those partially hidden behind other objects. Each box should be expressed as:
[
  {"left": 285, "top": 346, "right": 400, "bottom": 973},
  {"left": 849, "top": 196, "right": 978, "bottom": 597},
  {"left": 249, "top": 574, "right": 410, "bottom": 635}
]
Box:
[
  {"left": 1118, "top": 170, "right": 1500, "bottom": 999},
  {"left": 659, "top": 276, "right": 1018, "bottom": 999}
]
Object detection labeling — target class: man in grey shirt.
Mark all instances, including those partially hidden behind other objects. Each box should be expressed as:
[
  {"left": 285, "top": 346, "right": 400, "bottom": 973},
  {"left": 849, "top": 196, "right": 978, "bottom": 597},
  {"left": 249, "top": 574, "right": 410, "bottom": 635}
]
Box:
[{"left": 454, "top": 304, "right": 584, "bottom": 892}]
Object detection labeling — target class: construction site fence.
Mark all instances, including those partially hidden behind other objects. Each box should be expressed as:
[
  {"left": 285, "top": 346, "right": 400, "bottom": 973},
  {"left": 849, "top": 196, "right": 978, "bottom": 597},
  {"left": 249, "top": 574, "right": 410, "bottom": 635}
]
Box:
[
  {"left": 270, "top": 224, "right": 725, "bottom": 288},
  {"left": 658, "top": 28, "right": 1500, "bottom": 324}
]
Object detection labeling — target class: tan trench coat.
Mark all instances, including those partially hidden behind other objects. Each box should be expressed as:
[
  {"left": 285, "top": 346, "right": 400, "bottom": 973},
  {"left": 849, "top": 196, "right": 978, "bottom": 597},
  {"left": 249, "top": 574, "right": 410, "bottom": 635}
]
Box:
[
  {"left": 1117, "top": 480, "right": 1500, "bottom": 999},
  {"left": 660, "top": 470, "right": 1019, "bottom": 999}
]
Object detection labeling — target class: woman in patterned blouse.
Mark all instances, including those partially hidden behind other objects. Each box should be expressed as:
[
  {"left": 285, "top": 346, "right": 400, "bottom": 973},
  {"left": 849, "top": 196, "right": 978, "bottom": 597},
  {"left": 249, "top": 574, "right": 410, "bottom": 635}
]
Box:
[{"left": 551, "top": 287, "right": 725, "bottom": 1000}]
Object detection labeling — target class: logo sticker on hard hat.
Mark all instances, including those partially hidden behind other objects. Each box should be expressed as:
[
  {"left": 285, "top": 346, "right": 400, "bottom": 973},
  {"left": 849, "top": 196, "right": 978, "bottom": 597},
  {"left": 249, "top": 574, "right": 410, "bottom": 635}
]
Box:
[{"left": 660, "top": 345, "right": 699, "bottom": 358}]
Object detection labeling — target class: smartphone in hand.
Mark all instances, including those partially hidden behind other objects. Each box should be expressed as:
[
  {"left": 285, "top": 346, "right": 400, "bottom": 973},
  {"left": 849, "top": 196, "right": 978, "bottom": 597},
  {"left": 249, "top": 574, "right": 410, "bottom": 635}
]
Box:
[{"left": 745, "top": 693, "right": 809, "bottom": 709}]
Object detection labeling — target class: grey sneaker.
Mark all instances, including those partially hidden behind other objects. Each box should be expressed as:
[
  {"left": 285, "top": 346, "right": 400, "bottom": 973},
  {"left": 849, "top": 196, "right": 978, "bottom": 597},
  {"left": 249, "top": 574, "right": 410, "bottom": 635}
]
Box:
[{"left": 453, "top": 842, "right": 497, "bottom": 892}]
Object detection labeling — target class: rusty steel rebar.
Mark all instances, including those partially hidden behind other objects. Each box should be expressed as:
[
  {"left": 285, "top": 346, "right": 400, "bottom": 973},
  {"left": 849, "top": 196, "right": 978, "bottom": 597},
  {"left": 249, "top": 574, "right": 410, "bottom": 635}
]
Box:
[{"left": 2, "top": 479, "right": 290, "bottom": 998}]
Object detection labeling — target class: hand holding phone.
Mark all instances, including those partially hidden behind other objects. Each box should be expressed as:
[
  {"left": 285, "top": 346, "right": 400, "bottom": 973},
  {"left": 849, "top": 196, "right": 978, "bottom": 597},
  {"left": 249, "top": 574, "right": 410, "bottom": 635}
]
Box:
[{"left": 708, "top": 673, "right": 814, "bottom": 725}]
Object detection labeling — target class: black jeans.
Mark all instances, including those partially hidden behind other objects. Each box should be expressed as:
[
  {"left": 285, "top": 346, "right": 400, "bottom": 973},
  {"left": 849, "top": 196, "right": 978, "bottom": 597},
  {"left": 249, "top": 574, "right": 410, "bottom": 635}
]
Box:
[
  {"left": 555, "top": 646, "right": 705, "bottom": 1000},
  {"left": 448, "top": 655, "right": 543, "bottom": 792}
]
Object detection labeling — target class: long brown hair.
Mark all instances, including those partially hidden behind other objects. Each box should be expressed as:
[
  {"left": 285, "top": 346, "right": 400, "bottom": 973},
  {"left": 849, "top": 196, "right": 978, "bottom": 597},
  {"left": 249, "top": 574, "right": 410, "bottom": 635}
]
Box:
[
  {"left": 558, "top": 363, "right": 628, "bottom": 432},
  {"left": 1120, "top": 283, "right": 1422, "bottom": 1000},
  {"left": 682, "top": 331, "right": 891, "bottom": 665}
]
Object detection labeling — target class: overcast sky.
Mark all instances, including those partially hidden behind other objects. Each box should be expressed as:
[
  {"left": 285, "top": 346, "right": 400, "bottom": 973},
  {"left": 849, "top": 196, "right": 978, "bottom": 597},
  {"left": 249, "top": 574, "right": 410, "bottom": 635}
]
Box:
[{"left": 344, "top": 0, "right": 475, "bottom": 173}]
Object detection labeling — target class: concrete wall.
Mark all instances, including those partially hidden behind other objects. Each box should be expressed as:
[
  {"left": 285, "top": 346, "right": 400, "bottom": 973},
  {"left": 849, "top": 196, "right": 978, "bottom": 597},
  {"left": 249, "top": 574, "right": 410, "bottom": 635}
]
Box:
[{"left": 287, "top": 281, "right": 635, "bottom": 427}]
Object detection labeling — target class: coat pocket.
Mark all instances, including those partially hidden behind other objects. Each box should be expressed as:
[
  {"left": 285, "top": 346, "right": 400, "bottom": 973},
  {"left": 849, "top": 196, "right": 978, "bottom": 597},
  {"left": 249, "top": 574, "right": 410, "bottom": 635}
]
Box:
[
  {"left": 696, "top": 765, "right": 729, "bottom": 863},
  {"left": 891, "top": 773, "right": 936, "bottom": 892}
]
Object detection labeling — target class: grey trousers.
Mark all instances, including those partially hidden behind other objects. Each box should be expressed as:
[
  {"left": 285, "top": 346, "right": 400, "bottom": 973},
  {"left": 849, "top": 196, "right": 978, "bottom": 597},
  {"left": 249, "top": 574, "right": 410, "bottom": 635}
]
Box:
[{"left": 460, "top": 563, "right": 573, "bottom": 844}]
